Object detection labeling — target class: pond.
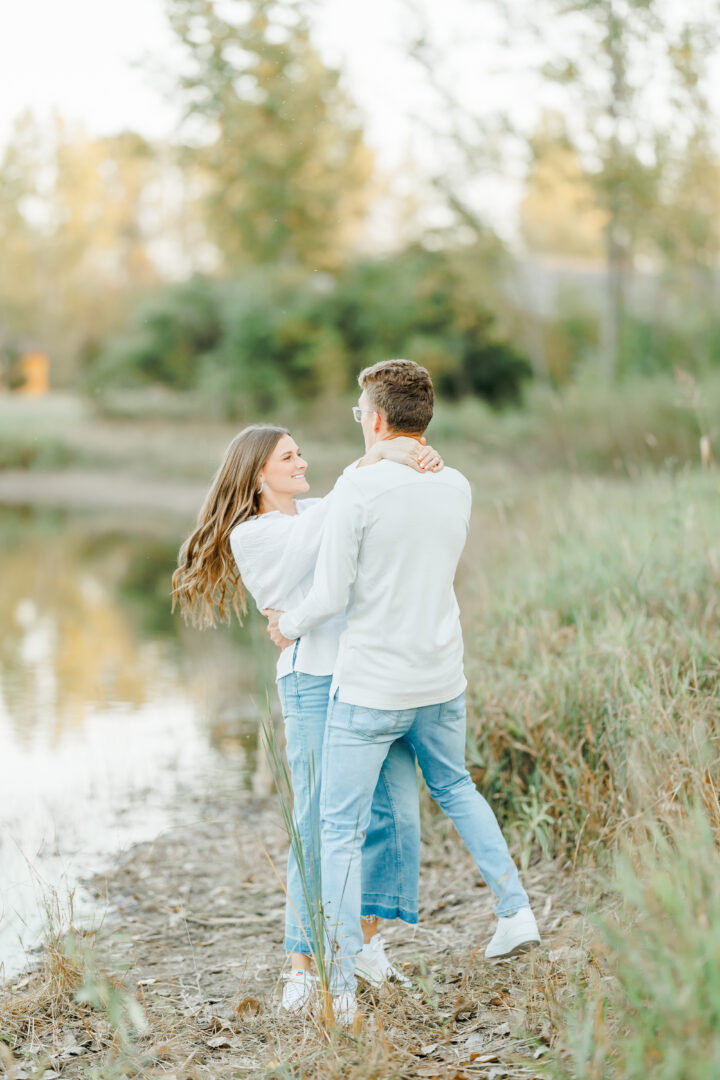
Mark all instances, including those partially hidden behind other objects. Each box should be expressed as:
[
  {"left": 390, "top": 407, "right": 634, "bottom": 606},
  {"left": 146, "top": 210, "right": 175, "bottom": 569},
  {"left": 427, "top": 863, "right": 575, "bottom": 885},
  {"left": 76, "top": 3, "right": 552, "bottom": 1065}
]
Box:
[{"left": 0, "top": 507, "right": 279, "bottom": 980}]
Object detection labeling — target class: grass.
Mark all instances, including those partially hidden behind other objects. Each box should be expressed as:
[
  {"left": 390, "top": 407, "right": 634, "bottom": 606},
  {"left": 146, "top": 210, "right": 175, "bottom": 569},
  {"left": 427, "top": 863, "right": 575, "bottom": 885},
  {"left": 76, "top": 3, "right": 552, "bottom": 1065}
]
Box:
[
  {"left": 460, "top": 467, "right": 720, "bottom": 862},
  {"left": 0, "top": 366, "right": 718, "bottom": 483},
  {"left": 2, "top": 371, "right": 720, "bottom": 1076},
  {"left": 0, "top": 891, "right": 151, "bottom": 1079},
  {"left": 432, "top": 368, "right": 719, "bottom": 475},
  {"left": 545, "top": 812, "right": 720, "bottom": 1080}
]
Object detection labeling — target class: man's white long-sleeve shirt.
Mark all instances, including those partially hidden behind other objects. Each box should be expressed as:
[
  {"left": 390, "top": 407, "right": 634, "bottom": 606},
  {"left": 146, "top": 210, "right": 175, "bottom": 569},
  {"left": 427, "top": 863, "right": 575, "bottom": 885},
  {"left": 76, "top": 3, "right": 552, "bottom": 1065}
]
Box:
[{"left": 278, "top": 461, "right": 472, "bottom": 709}]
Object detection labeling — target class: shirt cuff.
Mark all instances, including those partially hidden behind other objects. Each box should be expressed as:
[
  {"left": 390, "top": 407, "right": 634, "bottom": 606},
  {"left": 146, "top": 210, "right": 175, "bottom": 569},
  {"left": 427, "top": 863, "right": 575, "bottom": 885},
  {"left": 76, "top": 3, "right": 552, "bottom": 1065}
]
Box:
[{"left": 278, "top": 612, "right": 301, "bottom": 640}]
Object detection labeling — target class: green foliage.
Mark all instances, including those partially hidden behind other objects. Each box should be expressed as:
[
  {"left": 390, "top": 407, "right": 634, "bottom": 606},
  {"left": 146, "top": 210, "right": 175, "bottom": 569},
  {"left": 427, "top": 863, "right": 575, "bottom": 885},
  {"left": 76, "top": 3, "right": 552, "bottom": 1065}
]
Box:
[
  {"left": 327, "top": 248, "right": 532, "bottom": 405},
  {"left": 88, "top": 248, "right": 533, "bottom": 410},
  {"left": 450, "top": 339, "right": 532, "bottom": 406},
  {"left": 167, "top": 0, "right": 372, "bottom": 271},
  {"left": 207, "top": 268, "right": 327, "bottom": 408},
  {"left": 431, "top": 368, "right": 720, "bottom": 478},
  {"left": 88, "top": 276, "right": 222, "bottom": 391},
  {"left": 542, "top": 303, "right": 720, "bottom": 387},
  {"left": 548, "top": 814, "right": 720, "bottom": 1079},
  {"left": 0, "top": 114, "right": 163, "bottom": 384},
  {"left": 554, "top": 2, "right": 719, "bottom": 381},
  {"left": 617, "top": 316, "right": 684, "bottom": 377}
]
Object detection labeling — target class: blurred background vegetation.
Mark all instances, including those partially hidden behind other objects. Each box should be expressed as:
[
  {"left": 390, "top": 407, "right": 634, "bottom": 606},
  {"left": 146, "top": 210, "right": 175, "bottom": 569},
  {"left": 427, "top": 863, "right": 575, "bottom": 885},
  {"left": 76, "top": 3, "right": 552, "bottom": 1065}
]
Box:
[{"left": 1, "top": 0, "right": 718, "bottom": 417}]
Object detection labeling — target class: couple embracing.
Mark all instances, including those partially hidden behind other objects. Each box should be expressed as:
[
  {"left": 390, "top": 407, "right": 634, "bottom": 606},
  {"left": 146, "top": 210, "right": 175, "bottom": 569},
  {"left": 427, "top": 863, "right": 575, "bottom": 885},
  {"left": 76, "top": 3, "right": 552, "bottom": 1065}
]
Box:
[{"left": 174, "top": 359, "right": 539, "bottom": 1025}]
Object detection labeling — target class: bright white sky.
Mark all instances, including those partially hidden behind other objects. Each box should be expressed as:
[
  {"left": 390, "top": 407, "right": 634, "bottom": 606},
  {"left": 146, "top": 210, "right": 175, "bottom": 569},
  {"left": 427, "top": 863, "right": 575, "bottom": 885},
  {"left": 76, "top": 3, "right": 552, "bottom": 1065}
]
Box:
[
  {"left": 0, "top": 0, "right": 544, "bottom": 241},
  {"left": 1, "top": 0, "right": 718, "bottom": 244},
  {"left": 0, "top": 0, "right": 541, "bottom": 143}
]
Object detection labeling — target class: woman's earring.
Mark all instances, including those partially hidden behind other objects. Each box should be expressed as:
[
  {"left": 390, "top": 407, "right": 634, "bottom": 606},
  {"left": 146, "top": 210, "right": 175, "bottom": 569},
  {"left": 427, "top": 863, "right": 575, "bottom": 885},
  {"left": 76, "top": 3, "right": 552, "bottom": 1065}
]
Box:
[{"left": 257, "top": 481, "right": 265, "bottom": 495}]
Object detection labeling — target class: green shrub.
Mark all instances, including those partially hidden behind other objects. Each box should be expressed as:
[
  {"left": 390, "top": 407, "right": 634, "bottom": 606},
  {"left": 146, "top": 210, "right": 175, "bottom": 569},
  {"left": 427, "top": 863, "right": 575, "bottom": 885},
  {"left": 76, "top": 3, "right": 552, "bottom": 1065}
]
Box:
[
  {"left": 88, "top": 276, "right": 222, "bottom": 392},
  {"left": 87, "top": 248, "right": 533, "bottom": 410}
]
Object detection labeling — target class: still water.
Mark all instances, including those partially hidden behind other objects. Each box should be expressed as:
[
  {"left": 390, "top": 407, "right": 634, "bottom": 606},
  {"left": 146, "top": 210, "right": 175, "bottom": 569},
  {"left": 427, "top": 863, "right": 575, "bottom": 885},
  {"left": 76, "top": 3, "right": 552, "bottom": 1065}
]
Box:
[{"left": 0, "top": 507, "right": 278, "bottom": 980}]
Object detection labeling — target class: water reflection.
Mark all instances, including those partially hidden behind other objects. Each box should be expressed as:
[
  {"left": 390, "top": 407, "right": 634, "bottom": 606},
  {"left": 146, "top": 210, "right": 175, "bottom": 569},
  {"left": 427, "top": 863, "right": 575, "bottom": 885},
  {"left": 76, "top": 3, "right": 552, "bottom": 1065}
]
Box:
[{"left": 0, "top": 508, "right": 278, "bottom": 979}]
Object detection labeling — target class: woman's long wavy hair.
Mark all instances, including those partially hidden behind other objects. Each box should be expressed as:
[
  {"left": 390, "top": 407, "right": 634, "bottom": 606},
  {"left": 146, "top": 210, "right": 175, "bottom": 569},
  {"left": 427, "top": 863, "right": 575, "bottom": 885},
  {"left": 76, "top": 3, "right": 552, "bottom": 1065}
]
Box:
[{"left": 172, "top": 425, "right": 288, "bottom": 628}]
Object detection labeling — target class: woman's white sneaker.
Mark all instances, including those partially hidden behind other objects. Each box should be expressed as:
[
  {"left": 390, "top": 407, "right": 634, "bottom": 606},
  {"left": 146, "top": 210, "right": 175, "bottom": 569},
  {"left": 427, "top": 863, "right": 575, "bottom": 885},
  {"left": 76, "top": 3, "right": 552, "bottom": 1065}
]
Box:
[
  {"left": 281, "top": 970, "right": 317, "bottom": 1013},
  {"left": 355, "top": 932, "right": 411, "bottom": 988},
  {"left": 485, "top": 907, "right": 541, "bottom": 959}
]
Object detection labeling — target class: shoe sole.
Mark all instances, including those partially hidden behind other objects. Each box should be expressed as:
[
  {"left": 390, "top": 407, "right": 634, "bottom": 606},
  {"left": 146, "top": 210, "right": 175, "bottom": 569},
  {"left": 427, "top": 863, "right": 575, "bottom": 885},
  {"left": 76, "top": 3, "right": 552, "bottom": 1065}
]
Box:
[
  {"left": 487, "top": 937, "right": 537, "bottom": 963},
  {"left": 486, "top": 937, "right": 541, "bottom": 962}
]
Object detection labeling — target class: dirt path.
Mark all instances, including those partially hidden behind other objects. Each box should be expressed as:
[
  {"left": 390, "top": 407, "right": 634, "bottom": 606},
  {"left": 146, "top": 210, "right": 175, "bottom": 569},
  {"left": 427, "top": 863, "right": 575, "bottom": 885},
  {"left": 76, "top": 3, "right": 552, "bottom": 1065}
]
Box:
[
  {"left": 0, "top": 469, "right": 205, "bottom": 516},
  {"left": 1, "top": 782, "right": 589, "bottom": 1080}
]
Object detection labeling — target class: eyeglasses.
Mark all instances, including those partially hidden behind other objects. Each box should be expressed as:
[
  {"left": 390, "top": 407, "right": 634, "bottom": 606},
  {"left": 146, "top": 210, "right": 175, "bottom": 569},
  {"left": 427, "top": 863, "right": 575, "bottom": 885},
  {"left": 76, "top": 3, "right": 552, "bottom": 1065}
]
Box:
[{"left": 352, "top": 406, "right": 374, "bottom": 423}]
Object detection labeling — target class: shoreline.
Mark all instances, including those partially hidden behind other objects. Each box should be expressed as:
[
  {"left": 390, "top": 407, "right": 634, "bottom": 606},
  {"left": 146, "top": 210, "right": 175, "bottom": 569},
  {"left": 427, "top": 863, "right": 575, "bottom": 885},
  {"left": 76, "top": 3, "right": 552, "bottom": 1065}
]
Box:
[
  {"left": 0, "top": 468, "right": 206, "bottom": 516},
  {"left": 1, "top": 776, "right": 586, "bottom": 1079}
]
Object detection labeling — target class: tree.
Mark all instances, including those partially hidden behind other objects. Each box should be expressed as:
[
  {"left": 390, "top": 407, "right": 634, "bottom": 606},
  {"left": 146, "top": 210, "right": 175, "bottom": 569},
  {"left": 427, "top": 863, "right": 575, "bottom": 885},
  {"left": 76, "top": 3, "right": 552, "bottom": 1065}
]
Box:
[
  {"left": 166, "top": 0, "right": 374, "bottom": 271},
  {"left": 520, "top": 111, "right": 607, "bottom": 260},
  {"left": 0, "top": 114, "right": 168, "bottom": 382},
  {"left": 537, "top": 0, "right": 720, "bottom": 379},
  {"left": 405, "top": 0, "right": 720, "bottom": 381},
  {"left": 0, "top": 112, "right": 45, "bottom": 348}
]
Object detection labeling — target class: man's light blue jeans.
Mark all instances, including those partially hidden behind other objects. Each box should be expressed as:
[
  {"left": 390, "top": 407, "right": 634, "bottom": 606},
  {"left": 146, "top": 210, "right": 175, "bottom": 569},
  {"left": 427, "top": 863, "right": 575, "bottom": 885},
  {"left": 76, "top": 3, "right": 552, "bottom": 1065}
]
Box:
[
  {"left": 320, "top": 691, "right": 529, "bottom": 992},
  {"left": 277, "top": 672, "right": 420, "bottom": 955}
]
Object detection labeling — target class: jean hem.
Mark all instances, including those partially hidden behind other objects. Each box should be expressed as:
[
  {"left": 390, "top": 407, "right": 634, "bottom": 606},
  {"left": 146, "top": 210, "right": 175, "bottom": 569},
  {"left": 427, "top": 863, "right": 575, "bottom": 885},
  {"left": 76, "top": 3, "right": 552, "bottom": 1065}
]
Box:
[
  {"left": 361, "top": 901, "right": 418, "bottom": 924},
  {"left": 494, "top": 898, "right": 530, "bottom": 919},
  {"left": 284, "top": 940, "right": 313, "bottom": 955}
]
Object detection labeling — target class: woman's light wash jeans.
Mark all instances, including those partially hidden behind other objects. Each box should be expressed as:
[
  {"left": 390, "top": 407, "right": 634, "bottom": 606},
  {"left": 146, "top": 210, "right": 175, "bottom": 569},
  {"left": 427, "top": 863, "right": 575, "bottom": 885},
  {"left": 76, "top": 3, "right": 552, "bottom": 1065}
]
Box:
[
  {"left": 320, "top": 691, "right": 530, "bottom": 992},
  {"left": 277, "top": 671, "right": 420, "bottom": 955}
]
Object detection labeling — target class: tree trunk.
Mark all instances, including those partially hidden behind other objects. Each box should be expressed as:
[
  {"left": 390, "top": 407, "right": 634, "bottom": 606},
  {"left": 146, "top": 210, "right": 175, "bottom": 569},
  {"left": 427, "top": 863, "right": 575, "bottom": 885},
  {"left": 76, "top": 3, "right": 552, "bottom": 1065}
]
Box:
[
  {"left": 602, "top": 220, "right": 624, "bottom": 382},
  {"left": 602, "top": 1, "right": 627, "bottom": 383}
]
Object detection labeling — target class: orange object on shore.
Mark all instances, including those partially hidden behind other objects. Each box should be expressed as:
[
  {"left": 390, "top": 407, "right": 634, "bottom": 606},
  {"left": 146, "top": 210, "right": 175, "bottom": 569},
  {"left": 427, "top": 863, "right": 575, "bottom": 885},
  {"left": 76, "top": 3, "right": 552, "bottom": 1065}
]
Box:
[{"left": 17, "top": 351, "right": 49, "bottom": 395}]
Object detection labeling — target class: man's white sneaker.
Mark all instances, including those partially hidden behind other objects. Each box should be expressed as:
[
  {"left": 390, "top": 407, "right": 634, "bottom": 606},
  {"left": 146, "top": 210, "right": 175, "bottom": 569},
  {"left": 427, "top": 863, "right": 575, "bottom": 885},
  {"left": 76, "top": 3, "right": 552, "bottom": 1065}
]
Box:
[
  {"left": 280, "top": 970, "right": 317, "bottom": 1014},
  {"left": 332, "top": 991, "right": 357, "bottom": 1027},
  {"left": 355, "top": 933, "right": 412, "bottom": 988},
  {"left": 485, "top": 907, "right": 541, "bottom": 960}
]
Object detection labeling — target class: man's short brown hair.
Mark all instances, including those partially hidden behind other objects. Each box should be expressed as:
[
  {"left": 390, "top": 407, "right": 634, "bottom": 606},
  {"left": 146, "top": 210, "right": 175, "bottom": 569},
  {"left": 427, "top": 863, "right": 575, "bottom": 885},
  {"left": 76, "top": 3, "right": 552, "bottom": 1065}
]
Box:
[{"left": 358, "top": 358, "right": 434, "bottom": 434}]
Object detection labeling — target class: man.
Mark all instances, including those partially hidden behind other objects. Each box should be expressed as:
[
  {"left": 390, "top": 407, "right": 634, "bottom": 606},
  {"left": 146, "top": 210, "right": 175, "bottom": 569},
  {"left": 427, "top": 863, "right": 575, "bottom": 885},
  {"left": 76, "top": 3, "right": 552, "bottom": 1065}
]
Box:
[{"left": 266, "top": 359, "right": 539, "bottom": 1023}]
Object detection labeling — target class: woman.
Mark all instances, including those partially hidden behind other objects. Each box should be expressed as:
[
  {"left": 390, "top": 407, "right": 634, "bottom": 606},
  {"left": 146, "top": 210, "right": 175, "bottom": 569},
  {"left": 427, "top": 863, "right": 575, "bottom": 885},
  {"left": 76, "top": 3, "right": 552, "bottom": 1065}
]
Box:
[{"left": 172, "top": 424, "right": 442, "bottom": 1013}]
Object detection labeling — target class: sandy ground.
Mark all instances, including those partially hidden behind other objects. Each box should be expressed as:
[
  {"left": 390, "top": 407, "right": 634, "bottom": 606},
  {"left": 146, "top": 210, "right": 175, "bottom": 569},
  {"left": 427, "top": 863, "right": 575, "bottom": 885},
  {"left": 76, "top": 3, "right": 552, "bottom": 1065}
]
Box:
[
  {"left": 0, "top": 469, "right": 205, "bottom": 516},
  {"left": 1, "top": 778, "right": 590, "bottom": 1080}
]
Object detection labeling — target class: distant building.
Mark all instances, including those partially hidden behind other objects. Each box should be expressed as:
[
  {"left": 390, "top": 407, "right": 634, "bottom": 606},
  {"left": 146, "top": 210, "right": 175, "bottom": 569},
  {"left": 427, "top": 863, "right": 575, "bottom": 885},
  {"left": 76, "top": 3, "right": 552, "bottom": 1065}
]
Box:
[{"left": 513, "top": 255, "right": 663, "bottom": 321}]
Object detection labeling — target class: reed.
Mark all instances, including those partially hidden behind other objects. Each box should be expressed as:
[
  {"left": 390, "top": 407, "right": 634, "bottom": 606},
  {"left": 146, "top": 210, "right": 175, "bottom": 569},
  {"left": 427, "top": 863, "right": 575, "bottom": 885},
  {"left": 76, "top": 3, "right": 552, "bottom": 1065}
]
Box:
[
  {"left": 259, "top": 706, "right": 336, "bottom": 1028},
  {"left": 543, "top": 809, "right": 720, "bottom": 1080},
  {"left": 458, "top": 467, "right": 720, "bottom": 865},
  {"left": 0, "top": 889, "right": 148, "bottom": 1078}
]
